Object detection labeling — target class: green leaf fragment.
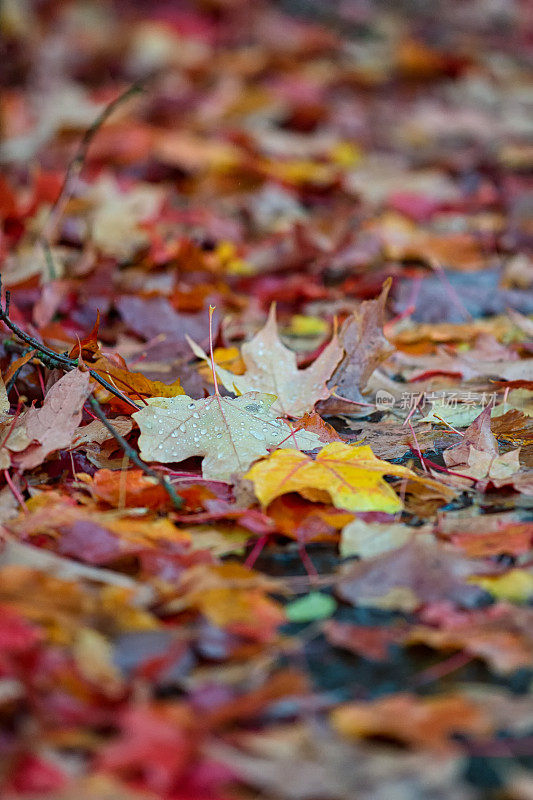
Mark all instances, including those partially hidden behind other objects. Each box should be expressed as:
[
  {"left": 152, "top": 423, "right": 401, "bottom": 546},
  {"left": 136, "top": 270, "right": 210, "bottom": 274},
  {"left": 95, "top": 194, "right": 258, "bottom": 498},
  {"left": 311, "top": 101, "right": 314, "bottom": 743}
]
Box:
[{"left": 285, "top": 592, "right": 337, "bottom": 623}]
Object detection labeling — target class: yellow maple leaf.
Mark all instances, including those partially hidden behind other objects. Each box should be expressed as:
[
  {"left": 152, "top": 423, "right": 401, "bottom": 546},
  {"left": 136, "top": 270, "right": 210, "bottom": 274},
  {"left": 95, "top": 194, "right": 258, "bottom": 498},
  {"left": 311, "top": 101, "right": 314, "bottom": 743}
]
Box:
[{"left": 245, "top": 441, "right": 417, "bottom": 513}]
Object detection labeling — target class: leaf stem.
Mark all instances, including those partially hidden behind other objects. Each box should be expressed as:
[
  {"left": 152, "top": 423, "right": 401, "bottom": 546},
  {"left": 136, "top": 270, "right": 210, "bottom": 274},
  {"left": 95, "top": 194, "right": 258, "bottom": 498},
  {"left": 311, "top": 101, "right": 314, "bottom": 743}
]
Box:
[{"left": 208, "top": 305, "right": 220, "bottom": 396}]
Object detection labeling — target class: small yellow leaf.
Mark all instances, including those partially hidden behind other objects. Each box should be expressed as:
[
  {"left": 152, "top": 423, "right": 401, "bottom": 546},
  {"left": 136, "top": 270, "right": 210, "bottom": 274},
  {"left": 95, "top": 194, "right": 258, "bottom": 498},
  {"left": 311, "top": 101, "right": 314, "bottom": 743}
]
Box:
[
  {"left": 470, "top": 570, "right": 533, "bottom": 603},
  {"left": 73, "top": 628, "right": 123, "bottom": 693},
  {"left": 329, "top": 141, "right": 362, "bottom": 167},
  {"left": 286, "top": 315, "right": 328, "bottom": 337}
]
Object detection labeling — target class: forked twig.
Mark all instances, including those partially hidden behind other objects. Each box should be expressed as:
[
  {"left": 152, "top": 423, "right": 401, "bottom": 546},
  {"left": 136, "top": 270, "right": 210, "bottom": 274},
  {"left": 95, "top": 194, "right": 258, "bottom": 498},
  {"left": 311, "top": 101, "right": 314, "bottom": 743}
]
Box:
[{"left": 0, "top": 278, "right": 140, "bottom": 410}]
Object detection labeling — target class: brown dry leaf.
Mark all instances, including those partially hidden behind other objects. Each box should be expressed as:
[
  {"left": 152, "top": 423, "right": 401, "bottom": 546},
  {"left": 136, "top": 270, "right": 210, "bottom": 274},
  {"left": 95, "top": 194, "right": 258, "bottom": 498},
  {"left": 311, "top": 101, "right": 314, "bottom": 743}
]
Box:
[
  {"left": 393, "top": 317, "right": 514, "bottom": 347},
  {"left": 90, "top": 353, "right": 184, "bottom": 408},
  {"left": 13, "top": 369, "right": 91, "bottom": 471},
  {"left": 86, "top": 468, "right": 175, "bottom": 509},
  {"left": 190, "top": 585, "right": 285, "bottom": 642},
  {"left": 472, "top": 447, "right": 521, "bottom": 482},
  {"left": 324, "top": 619, "right": 410, "bottom": 661},
  {"left": 406, "top": 623, "right": 533, "bottom": 676},
  {"left": 0, "top": 414, "right": 32, "bottom": 470},
  {"left": 444, "top": 404, "right": 521, "bottom": 482},
  {"left": 3, "top": 349, "right": 37, "bottom": 387},
  {"left": 73, "top": 627, "right": 123, "bottom": 694},
  {"left": 492, "top": 409, "right": 533, "bottom": 446},
  {"left": 268, "top": 495, "right": 353, "bottom": 543},
  {"left": 6, "top": 495, "right": 190, "bottom": 553},
  {"left": 414, "top": 603, "right": 533, "bottom": 675},
  {"left": 448, "top": 521, "right": 533, "bottom": 557},
  {"left": 71, "top": 417, "right": 133, "bottom": 448},
  {"left": 346, "top": 420, "right": 443, "bottom": 460},
  {"left": 133, "top": 391, "right": 321, "bottom": 482},
  {"left": 188, "top": 305, "right": 342, "bottom": 417},
  {"left": 499, "top": 470, "right": 533, "bottom": 496},
  {"left": 210, "top": 724, "right": 478, "bottom": 800},
  {"left": 87, "top": 176, "right": 162, "bottom": 259},
  {"left": 161, "top": 563, "right": 285, "bottom": 636},
  {"left": 325, "top": 607, "right": 533, "bottom": 676},
  {"left": 335, "top": 540, "right": 492, "bottom": 611},
  {"left": 402, "top": 477, "right": 458, "bottom": 517},
  {"left": 325, "top": 279, "right": 394, "bottom": 405},
  {"left": 293, "top": 411, "right": 344, "bottom": 443},
  {"left": 152, "top": 130, "right": 241, "bottom": 173},
  {"left": 331, "top": 692, "right": 491, "bottom": 752},
  {"left": 444, "top": 404, "right": 497, "bottom": 464}
]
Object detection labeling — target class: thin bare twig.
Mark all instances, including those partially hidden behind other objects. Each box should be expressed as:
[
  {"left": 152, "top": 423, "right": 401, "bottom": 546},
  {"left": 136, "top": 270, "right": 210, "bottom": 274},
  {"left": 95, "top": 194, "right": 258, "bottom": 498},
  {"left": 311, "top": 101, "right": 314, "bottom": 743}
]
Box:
[
  {"left": 87, "top": 394, "right": 183, "bottom": 510},
  {"left": 38, "top": 80, "right": 146, "bottom": 278},
  {"left": 41, "top": 81, "right": 146, "bottom": 244}
]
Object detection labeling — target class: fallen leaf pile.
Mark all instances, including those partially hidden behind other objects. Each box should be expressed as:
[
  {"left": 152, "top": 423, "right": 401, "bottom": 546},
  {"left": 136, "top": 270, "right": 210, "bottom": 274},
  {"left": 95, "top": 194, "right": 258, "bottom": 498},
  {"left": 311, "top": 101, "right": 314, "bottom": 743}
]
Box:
[{"left": 0, "top": 1, "right": 533, "bottom": 798}]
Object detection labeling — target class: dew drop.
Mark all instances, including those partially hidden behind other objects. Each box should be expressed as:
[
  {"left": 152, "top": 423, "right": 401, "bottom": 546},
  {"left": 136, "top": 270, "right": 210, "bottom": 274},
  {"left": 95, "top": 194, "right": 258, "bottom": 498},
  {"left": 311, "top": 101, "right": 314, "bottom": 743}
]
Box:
[
  {"left": 250, "top": 430, "right": 264, "bottom": 440},
  {"left": 188, "top": 402, "right": 195, "bottom": 409},
  {"left": 178, "top": 424, "right": 186, "bottom": 432},
  {"left": 192, "top": 412, "right": 200, "bottom": 419},
  {"left": 200, "top": 428, "right": 207, "bottom": 435}
]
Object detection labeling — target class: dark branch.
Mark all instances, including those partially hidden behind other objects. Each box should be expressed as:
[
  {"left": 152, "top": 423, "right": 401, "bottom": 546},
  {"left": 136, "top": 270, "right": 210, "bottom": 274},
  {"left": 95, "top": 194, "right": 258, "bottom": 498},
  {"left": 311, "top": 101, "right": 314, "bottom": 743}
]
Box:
[{"left": 0, "top": 278, "right": 140, "bottom": 411}]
